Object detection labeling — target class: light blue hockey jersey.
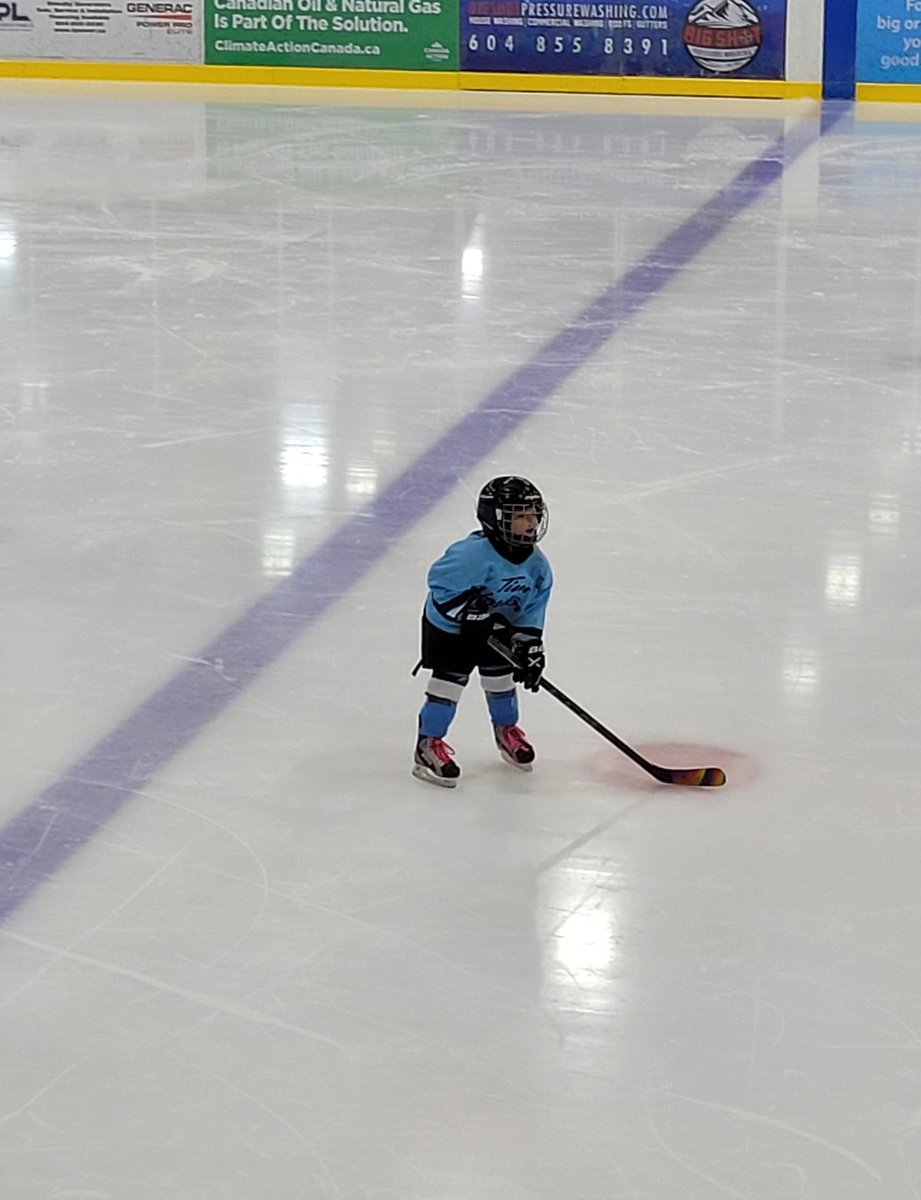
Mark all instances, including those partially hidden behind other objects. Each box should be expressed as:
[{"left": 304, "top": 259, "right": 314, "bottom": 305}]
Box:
[{"left": 424, "top": 531, "right": 553, "bottom": 635}]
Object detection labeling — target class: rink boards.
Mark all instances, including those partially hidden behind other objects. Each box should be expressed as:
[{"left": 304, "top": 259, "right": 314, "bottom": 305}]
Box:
[{"left": 3, "top": 0, "right": 919, "bottom": 100}]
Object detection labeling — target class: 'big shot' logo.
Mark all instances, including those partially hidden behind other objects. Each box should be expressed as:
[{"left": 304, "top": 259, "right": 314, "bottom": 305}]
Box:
[
  {"left": 0, "top": 2, "right": 32, "bottom": 26},
  {"left": 683, "top": 0, "right": 764, "bottom": 74}
]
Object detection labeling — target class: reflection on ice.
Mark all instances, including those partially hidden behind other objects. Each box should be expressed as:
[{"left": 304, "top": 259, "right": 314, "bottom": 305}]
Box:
[
  {"left": 781, "top": 641, "right": 820, "bottom": 698},
  {"left": 867, "top": 492, "right": 900, "bottom": 535},
  {"left": 824, "top": 551, "right": 862, "bottom": 608},
  {"left": 539, "top": 863, "right": 622, "bottom": 1005},
  {"left": 262, "top": 521, "right": 297, "bottom": 579}
]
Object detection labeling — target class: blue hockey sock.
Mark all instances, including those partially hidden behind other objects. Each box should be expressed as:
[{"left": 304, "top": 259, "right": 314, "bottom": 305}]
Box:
[
  {"left": 486, "top": 688, "right": 518, "bottom": 728},
  {"left": 419, "top": 695, "right": 456, "bottom": 738}
]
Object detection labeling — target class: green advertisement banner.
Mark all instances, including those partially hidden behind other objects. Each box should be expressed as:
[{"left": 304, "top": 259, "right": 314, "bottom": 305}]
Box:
[{"left": 204, "top": 0, "right": 457, "bottom": 68}]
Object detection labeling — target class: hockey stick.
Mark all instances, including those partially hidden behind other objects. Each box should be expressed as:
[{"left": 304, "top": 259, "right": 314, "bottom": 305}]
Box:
[{"left": 487, "top": 637, "right": 726, "bottom": 788}]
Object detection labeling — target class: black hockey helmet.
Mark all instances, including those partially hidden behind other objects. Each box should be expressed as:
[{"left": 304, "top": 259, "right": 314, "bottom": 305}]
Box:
[{"left": 477, "top": 476, "right": 548, "bottom": 548}]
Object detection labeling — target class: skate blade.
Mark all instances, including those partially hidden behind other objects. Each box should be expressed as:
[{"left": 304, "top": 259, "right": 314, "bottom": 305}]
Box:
[
  {"left": 412, "top": 762, "right": 458, "bottom": 788},
  {"left": 498, "top": 749, "right": 534, "bottom": 772}
]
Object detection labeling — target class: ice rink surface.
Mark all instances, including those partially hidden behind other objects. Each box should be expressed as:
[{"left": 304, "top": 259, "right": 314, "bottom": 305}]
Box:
[{"left": 2, "top": 79, "right": 921, "bottom": 1198}]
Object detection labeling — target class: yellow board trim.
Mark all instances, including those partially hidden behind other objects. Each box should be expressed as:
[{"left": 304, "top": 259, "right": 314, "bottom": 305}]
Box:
[
  {"left": 0, "top": 58, "right": 820, "bottom": 98},
  {"left": 0, "top": 60, "right": 459, "bottom": 89},
  {"left": 459, "top": 72, "right": 820, "bottom": 98},
  {"left": 857, "top": 82, "right": 921, "bottom": 104}
]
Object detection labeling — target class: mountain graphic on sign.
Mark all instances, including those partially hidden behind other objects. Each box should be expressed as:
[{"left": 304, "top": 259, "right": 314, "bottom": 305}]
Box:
[{"left": 687, "top": 0, "right": 760, "bottom": 27}]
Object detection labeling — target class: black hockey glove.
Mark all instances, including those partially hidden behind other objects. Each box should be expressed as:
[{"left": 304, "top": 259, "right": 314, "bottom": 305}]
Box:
[
  {"left": 441, "top": 587, "right": 495, "bottom": 637},
  {"left": 509, "top": 630, "right": 545, "bottom": 692}
]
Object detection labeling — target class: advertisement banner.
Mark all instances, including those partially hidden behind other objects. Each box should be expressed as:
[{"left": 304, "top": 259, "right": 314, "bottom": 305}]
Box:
[
  {"left": 204, "top": 0, "right": 458, "bottom": 69},
  {"left": 461, "top": 0, "right": 785, "bottom": 78},
  {"left": 857, "top": 0, "right": 921, "bottom": 82},
  {"left": 0, "top": 0, "right": 202, "bottom": 60}
]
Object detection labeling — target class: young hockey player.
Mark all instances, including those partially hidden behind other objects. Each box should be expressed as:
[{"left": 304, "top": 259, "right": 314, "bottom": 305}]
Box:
[{"left": 413, "top": 476, "right": 553, "bottom": 788}]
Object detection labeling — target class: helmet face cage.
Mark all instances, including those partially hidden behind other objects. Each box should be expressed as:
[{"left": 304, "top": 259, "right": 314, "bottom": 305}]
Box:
[
  {"left": 494, "top": 500, "right": 549, "bottom": 546},
  {"left": 478, "top": 477, "right": 548, "bottom": 547}
]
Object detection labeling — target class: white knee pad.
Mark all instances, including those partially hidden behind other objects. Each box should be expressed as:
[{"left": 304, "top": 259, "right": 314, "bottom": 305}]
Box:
[
  {"left": 480, "top": 672, "right": 515, "bottom": 694},
  {"left": 426, "top": 674, "right": 466, "bottom": 704}
]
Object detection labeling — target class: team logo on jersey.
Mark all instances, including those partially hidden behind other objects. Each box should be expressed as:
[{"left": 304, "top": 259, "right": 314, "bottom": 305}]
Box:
[
  {"left": 683, "top": 0, "right": 764, "bottom": 74},
  {"left": 497, "top": 576, "right": 530, "bottom": 595}
]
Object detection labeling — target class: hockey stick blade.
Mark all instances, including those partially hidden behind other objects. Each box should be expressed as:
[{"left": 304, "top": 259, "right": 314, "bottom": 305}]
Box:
[
  {"left": 647, "top": 764, "right": 727, "bottom": 788},
  {"left": 486, "top": 637, "right": 726, "bottom": 788}
]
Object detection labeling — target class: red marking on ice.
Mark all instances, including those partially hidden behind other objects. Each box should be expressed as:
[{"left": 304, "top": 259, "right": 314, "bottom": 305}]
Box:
[{"left": 589, "top": 743, "right": 760, "bottom": 791}]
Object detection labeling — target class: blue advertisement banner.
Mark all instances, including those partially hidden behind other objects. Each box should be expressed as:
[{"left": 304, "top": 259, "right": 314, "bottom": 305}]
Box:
[
  {"left": 857, "top": 0, "right": 921, "bottom": 82},
  {"left": 460, "top": 0, "right": 786, "bottom": 77}
]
